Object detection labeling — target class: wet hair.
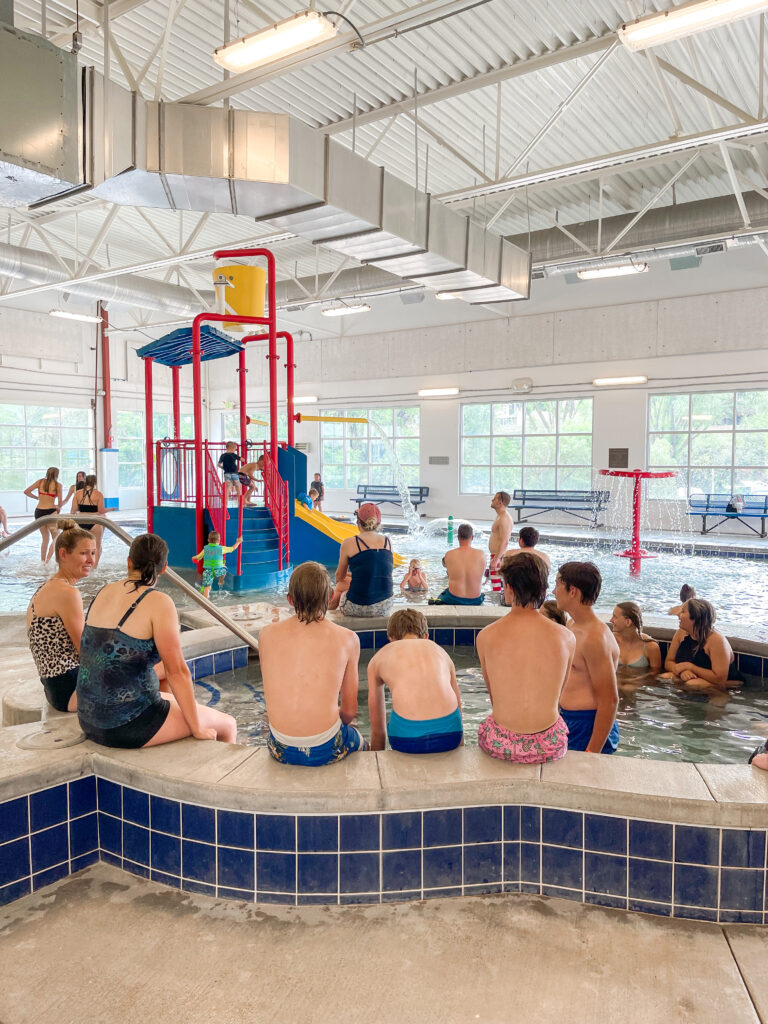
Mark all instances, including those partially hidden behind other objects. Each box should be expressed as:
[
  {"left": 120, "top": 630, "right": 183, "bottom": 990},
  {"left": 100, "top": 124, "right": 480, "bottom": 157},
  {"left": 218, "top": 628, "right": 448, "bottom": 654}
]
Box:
[
  {"left": 127, "top": 533, "right": 168, "bottom": 592},
  {"left": 43, "top": 466, "right": 59, "bottom": 491},
  {"left": 288, "top": 561, "right": 331, "bottom": 623},
  {"left": 387, "top": 608, "right": 428, "bottom": 641},
  {"left": 616, "top": 601, "right": 643, "bottom": 637},
  {"left": 500, "top": 552, "right": 548, "bottom": 609},
  {"left": 207, "top": 531, "right": 220, "bottom": 544},
  {"left": 680, "top": 583, "right": 696, "bottom": 602},
  {"left": 557, "top": 561, "right": 602, "bottom": 606},
  {"left": 409, "top": 559, "right": 421, "bottom": 568},
  {"left": 684, "top": 598, "right": 716, "bottom": 645},
  {"left": 518, "top": 526, "right": 539, "bottom": 548},
  {"left": 494, "top": 491, "right": 511, "bottom": 507},
  {"left": 541, "top": 600, "right": 567, "bottom": 627},
  {"left": 457, "top": 522, "right": 473, "bottom": 541},
  {"left": 54, "top": 518, "right": 94, "bottom": 563}
]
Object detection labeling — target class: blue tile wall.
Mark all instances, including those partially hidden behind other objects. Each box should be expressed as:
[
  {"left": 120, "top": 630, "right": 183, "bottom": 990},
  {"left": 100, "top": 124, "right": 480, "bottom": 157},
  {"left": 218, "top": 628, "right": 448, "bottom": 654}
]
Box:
[{"left": 2, "top": 778, "right": 767, "bottom": 922}]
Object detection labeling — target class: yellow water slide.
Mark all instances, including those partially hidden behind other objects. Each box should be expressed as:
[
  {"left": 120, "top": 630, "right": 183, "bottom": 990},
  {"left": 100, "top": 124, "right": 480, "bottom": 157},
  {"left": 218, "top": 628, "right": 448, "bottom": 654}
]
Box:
[{"left": 294, "top": 501, "right": 405, "bottom": 567}]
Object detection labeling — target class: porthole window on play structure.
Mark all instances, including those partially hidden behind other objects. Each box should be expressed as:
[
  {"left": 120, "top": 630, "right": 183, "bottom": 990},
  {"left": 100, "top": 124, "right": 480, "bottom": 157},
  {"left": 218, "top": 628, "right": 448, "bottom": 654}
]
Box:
[
  {"left": 319, "top": 407, "right": 420, "bottom": 490},
  {"left": 115, "top": 409, "right": 194, "bottom": 489},
  {"left": 460, "top": 399, "right": 593, "bottom": 494},
  {"left": 647, "top": 390, "right": 768, "bottom": 499},
  {"left": 0, "top": 403, "right": 94, "bottom": 493}
]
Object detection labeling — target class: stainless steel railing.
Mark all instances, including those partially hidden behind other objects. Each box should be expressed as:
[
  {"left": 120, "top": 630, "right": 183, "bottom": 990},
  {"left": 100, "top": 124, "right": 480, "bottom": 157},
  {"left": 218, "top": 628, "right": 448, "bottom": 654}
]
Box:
[{"left": 0, "top": 515, "right": 259, "bottom": 653}]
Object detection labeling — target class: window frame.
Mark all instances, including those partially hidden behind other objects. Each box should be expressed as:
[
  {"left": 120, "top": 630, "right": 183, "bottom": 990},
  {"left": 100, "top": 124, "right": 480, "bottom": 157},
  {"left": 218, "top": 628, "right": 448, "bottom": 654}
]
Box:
[{"left": 319, "top": 405, "right": 420, "bottom": 490}]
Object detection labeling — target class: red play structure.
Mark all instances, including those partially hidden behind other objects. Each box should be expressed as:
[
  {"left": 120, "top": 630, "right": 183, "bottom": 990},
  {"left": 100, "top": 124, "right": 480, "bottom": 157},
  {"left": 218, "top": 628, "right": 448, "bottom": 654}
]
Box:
[
  {"left": 139, "top": 248, "right": 295, "bottom": 577},
  {"left": 600, "top": 468, "right": 676, "bottom": 576}
]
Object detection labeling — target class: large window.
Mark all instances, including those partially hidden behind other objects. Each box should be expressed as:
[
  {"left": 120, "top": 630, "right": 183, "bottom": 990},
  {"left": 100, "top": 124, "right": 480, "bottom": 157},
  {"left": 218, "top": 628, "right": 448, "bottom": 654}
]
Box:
[
  {"left": 221, "top": 409, "right": 287, "bottom": 445},
  {"left": 320, "top": 407, "right": 420, "bottom": 489},
  {"left": 460, "top": 399, "right": 593, "bottom": 494},
  {"left": 115, "top": 409, "right": 193, "bottom": 488},
  {"left": 648, "top": 390, "right": 768, "bottom": 498},
  {"left": 0, "top": 404, "right": 93, "bottom": 492}
]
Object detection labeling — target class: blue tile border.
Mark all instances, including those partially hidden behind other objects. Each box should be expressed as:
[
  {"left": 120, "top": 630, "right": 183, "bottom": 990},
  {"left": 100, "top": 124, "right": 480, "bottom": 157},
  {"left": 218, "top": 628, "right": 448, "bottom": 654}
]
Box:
[{"left": 2, "top": 777, "right": 768, "bottom": 921}]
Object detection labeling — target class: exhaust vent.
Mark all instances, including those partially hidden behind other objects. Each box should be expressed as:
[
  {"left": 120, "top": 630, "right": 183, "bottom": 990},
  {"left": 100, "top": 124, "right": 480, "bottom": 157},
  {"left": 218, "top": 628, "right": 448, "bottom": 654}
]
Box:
[{"left": 695, "top": 241, "right": 727, "bottom": 256}]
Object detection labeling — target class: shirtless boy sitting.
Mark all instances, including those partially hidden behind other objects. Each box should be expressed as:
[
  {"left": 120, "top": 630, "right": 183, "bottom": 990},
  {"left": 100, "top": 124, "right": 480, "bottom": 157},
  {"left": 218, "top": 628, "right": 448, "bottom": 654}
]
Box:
[
  {"left": 555, "top": 561, "right": 620, "bottom": 754},
  {"left": 502, "top": 526, "right": 551, "bottom": 574},
  {"left": 476, "top": 554, "right": 575, "bottom": 764},
  {"left": 430, "top": 523, "right": 486, "bottom": 605},
  {"left": 488, "top": 491, "right": 513, "bottom": 597},
  {"left": 368, "top": 609, "right": 463, "bottom": 753},
  {"left": 257, "top": 561, "right": 366, "bottom": 765}
]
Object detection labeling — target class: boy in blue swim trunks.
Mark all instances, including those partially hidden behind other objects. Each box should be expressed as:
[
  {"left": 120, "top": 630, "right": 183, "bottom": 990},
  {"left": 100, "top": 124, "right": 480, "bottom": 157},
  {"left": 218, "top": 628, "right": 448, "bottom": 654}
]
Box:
[
  {"left": 192, "top": 531, "right": 242, "bottom": 599},
  {"left": 257, "top": 561, "right": 366, "bottom": 766},
  {"left": 554, "top": 561, "right": 620, "bottom": 754},
  {"left": 368, "top": 608, "right": 463, "bottom": 754}
]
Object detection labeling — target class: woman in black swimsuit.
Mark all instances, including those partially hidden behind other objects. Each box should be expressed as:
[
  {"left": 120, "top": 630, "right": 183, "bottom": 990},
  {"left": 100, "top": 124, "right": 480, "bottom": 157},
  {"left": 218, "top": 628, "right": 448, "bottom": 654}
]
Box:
[
  {"left": 24, "top": 466, "right": 62, "bottom": 563},
  {"left": 664, "top": 598, "right": 740, "bottom": 694},
  {"left": 72, "top": 474, "right": 107, "bottom": 566},
  {"left": 62, "top": 470, "right": 87, "bottom": 509}
]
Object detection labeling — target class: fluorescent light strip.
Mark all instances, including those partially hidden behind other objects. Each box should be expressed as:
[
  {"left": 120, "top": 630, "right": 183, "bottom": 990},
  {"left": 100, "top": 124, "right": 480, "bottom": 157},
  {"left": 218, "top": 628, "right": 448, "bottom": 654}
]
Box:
[
  {"left": 435, "top": 291, "right": 460, "bottom": 300},
  {"left": 577, "top": 263, "right": 648, "bottom": 280},
  {"left": 214, "top": 10, "right": 338, "bottom": 72},
  {"left": 593, "top": 376, "right": 648, "bottom": 386},
  {"left": 418, "top": 387, "right": 460, "bottom": 397},
  {"left": 321, "top": 303, "right": 371, "bottom": 317},
  {"left": 619, "top": 0, "right": 768, "bottom": 51},
  {"left": 49, "top": 309, "right": 103, "bottom": 323},
  {"left": 293, "top": 396, "right": 318, "bottom": 405}
]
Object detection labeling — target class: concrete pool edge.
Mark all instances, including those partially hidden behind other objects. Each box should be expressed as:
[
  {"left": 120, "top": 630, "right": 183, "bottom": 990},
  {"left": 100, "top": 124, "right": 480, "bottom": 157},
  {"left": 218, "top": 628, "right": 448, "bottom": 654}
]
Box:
[{"left": 2, "top": 723, "right": 768, "bottom": 921}]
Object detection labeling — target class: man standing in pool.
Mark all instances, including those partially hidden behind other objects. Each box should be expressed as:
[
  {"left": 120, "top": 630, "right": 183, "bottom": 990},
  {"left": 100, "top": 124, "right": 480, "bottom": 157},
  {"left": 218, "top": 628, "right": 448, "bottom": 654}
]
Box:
[
  {"left": 555, "top": 561, "right": 620, "bottom": 754},
  {"left": 488, "top": 491, "right": 513, "bottom": 597},
  {"left": 258, "top": 561, "right": 366, "bottom": 766}
]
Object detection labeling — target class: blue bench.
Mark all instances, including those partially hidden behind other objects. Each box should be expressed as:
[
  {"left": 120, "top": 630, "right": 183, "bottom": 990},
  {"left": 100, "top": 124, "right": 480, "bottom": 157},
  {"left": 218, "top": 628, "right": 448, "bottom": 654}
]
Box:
[
  {"left": 511, "top": 488, "right": 610, "bottom": 528},
  {"left": 352, "top": 484, "right": 429, "bottom": 510},
  {"left": 687, "top": 493, "right": 768, "bottom": 537}
]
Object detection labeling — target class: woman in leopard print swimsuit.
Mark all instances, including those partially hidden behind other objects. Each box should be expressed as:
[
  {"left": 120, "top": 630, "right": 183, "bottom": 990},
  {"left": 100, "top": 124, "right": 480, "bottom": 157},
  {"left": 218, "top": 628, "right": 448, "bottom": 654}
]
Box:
[{"left": 26, "top": 519, "right": 96, "bottom": 712}]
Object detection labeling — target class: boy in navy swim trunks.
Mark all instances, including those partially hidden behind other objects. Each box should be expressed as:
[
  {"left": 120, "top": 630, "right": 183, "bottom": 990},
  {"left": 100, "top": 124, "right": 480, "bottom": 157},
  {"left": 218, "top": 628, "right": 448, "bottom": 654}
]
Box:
[{"left": 555, "top": 561, "right": 620, "bottom": 754}]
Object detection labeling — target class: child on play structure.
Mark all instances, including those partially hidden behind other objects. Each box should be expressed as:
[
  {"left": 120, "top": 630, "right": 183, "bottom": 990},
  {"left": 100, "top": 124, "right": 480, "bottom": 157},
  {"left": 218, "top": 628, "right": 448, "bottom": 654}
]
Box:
[
  {"left": 192, "top": 530, "right": 243, "bottom": 598},
  {"left": 218, "top": 442, "right": 242, "bottom": 503}
]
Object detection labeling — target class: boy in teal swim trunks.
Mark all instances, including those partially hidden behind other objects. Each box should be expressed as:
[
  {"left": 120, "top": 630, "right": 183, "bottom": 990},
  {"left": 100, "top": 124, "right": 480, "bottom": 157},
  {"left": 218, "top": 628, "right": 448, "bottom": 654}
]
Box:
[{"left": 192, "top": 531, "right": 242, "bottom": 598}]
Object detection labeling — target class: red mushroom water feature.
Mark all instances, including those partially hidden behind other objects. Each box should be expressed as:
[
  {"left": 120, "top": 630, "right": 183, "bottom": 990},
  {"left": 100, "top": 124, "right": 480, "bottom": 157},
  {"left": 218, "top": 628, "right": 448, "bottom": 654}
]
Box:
[{"left": 599, "top": 468, "right": 676, "bottom": 576}]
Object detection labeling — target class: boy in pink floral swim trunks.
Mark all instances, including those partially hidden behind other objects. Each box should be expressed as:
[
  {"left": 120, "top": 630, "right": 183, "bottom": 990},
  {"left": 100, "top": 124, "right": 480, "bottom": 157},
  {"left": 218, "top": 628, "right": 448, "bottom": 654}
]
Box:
[{"left": 476, "top": 553, "right": 575, "bottom": 764}]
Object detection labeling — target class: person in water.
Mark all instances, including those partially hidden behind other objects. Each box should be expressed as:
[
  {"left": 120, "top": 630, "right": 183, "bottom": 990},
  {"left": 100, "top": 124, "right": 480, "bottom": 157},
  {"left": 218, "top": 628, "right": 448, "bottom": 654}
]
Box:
[
  {"left": 368, "top": 608, "right": 462, "bottom": 753},
  {"left": 0, "top": 504, "right": 9, "bottom": 538},
  {"left": 71, "top": 473, "right": 107, "bottom": 566},
  {"left": 555, "top": 561, "right": 620, "bottom": 754},
  {"left": 540, "top": 600, "right": 567, "bottom": 626},
  {"left": 27, "top": 520, "right": 96, "bottom": 713},
  {"left": 487, "top": 491, "right": 513, "bottom": 597},
  {"left": 610, "top": 602, "right": 662, "bottom": 676},
  {"left": 400, "top": 558, "right": 428, "bottom": 593},
  {"left": 77, "top": 533, "right": 237, "bottom": 748},
  {"left": 430, "top": 522, "right": 486, "bottom": 605},
  {"left": 336, "top": 502, "right": 394, "bottom": 617},
  {"left": 503, "top": 526, "right": 551, "bottom": 575},
  {"left": 24, "top": 466, "right": 63, "bottom": 562},
  {"left": 192, "top": 530, "right": 243, "bottom": 599},
  {"left": 663, "top": 598, "right": 740, "bottom": 693},
  {"left": 476, "top": 553, "right": 574, "bottom": 764},
  {"left": 258, "top": 561, "right": 366, "bottom": 765},
  {"left": 62, "top": 470, "right": 87, "bottom": 508},
  {"left": 668, "top": 583, "right": 696, "bottom": 617}
]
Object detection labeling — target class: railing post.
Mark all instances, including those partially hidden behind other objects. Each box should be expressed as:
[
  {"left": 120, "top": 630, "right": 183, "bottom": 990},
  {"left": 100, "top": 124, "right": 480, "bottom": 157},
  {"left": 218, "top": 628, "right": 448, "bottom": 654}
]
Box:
[
  {"left": 172, "top": 365, "right": 181, "bottom": 438},
  {"left": 285, "top": 331, "right": 295, "bottom": 448},
  {"left": 192, "top": 316, "right": 204, "bottom": 555}
]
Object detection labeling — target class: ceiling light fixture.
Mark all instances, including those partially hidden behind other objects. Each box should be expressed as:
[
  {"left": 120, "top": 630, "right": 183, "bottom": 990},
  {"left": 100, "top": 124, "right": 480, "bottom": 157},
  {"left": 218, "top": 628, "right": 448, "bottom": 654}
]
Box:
[
  {"left": 293, "top": 396, "right": 319, "bottom": 405},
  {"left": 417, "top": 387, "right": 460, "bottom": 397},
  {"left": 435, "top": 291, "right": 460, "bottom": 300},
  {"left": 213, "top": 10, "right": 338, "bottom": 72},
  {"left": 592, "top": 376, "right": 649, "bottom": 387},
  {"left": 619, "top": 0, "right": 768, "bottom": 52},
  {"left": 49, "top": 309, "right": 103, "bottom": 324},
  {"left": 577, "top": 263, "right": 649, "bottom": 280},
  {"left": 320, "top": 301, "right": 371, "bottom": 317}
]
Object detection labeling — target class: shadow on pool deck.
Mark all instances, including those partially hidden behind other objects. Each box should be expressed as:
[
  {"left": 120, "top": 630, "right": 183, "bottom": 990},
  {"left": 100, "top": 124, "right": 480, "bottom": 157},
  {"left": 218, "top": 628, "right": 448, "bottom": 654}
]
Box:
[{"left": 1, "top": 862, "right": 766, "bottom": 1024}]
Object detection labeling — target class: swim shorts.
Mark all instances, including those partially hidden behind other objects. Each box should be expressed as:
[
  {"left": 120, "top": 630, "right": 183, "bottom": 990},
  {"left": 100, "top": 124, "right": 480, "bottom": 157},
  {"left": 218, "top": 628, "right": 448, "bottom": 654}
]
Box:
[
  {"left": 341, "top": 596, "right": 394, "bottom": 618},
  {"left": 478, "top": 713, "right": 569, "bottom": 764},
  {"left": 41, "top": 667, "right": 79, "bottom": 713},
  {"left": 267, "top": 720, "right": 366, "bottom": 766},
  {"left": 201, "top": 566, "right": 228, "bottom": 587},
  {"left": 428, "top": 589, "right": 485, "bottom": 606},
  {"left": 223, "top": 473, "right": 240, "bottom": 483},
  {"left": 559, "top": 707, "right": 620, "bottom": 754},
  {"left": 387, "top": 707, "right": 463, "bottom": 754},
  {"left": 489, "top": 567, "right": 503, "bottom": 594}
]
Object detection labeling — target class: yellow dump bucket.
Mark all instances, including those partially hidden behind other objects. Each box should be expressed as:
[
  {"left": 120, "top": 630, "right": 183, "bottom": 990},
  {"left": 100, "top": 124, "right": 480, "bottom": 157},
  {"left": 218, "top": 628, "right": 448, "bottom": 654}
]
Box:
[{"left": 213, "top": 264, "right": 266, "bottom": 331}]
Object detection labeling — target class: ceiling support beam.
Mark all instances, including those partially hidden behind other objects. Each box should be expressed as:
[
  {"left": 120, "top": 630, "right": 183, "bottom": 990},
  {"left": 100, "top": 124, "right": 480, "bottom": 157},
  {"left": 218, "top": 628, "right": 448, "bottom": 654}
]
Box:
[
  {"left": 655, "top": 56, "right": 757, "bottom": 125},
  {"left": 50, "top": 0, "right": 156, "bottom": 49},
  {"left": 403, "top": 111, "right": 491, "bottom": 182},
  {"left": 645, "top": 50, "right": 684, "bottom": 136}
]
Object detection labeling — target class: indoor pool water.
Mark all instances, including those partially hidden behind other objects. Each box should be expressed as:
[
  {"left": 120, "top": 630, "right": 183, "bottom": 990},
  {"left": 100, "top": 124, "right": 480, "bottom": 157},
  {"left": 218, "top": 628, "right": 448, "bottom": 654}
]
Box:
[
  {"left": 2, "top": 521, "right": 768, "bottom": 640},
  {"left": 196, "top": 647, "right": 768, "bottom": 764}
]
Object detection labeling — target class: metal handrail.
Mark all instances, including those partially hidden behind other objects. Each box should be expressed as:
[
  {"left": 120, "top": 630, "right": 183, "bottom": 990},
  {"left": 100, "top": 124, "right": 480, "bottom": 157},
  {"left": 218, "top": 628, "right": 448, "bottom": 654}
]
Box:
[{"left": 0, "top": 515, "right": 259, "bottom": 653}]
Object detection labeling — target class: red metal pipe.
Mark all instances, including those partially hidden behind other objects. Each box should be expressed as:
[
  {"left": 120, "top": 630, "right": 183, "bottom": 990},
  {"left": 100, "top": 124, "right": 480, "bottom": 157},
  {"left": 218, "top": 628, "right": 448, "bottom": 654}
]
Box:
[
  {"left": 238, "top": 349, "right": 248, "bottom": 459},
  {"left": 100, "top": 305, "right": 113, "bottom": 449},
  {"left": 172, "top": 366, "right": 181, "bottom": 438},
  {"left": 241, "top": 330, "right": 295, "bottom": 448},
  {"left": 192, "top": 316, "right": 204, "bottom": 555},
  {"left": 144, "top": 357, "right": 154, "bottom": 532}
]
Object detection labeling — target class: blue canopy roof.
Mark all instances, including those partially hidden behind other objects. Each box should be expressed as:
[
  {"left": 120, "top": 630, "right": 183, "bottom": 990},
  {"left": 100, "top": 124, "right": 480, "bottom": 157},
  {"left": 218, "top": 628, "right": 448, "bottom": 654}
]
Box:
[{"left": 136, "top": 326, "right": 244, "bottom": 367}]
